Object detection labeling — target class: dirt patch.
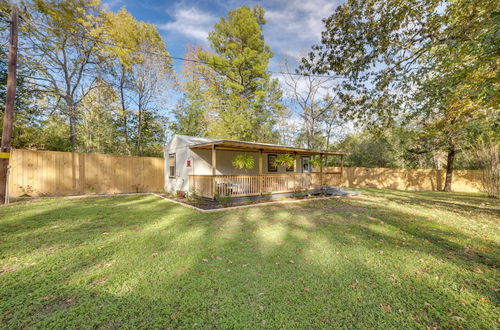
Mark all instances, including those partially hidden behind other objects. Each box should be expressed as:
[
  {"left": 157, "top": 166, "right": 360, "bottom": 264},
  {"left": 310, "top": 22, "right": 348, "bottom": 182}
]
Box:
[
  {"left": 39, "top": 296, "right": 78, "bottom": 315},
  {"left": 0, "top": 265, "right": 18, "bottom": 273}
]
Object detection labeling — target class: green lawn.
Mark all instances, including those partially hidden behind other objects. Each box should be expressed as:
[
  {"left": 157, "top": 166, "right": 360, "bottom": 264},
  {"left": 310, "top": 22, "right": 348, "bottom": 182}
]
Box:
[{"left": 0, "top": 189, "right": 498, "bottom": 329}]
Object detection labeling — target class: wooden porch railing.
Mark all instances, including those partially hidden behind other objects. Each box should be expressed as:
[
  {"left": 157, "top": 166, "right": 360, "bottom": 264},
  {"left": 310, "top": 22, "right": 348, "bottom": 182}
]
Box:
[{"left": 189, "top": 173, "right": 338, "bottom": 198}]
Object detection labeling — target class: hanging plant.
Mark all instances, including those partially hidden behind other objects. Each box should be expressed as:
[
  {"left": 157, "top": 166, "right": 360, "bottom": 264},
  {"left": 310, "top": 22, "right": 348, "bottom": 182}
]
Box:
[
  {"left": 309, "top": 156, "right": 322, "bottom": 168},
  {"left": 232, "top": 154, "right": 255, "bottom": 171},
  {"left": 273, "top": 154, "right": 295, "bottom": 168}
]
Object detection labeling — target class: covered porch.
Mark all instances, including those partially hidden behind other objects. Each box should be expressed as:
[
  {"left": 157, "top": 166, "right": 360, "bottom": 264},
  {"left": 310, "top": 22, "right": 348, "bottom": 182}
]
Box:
[{"left": 188, "top": 139, "right": 348, "bottom": 199}]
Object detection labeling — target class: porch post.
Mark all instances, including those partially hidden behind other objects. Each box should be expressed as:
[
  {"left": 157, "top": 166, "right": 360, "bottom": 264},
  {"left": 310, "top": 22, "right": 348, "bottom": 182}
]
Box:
[
  {"left": 212, "top": 144, "right": 216, "bottom": 199},
  {"left": 320, "top": 153, "right": 323, "bottom": 188},
  {"left": 259, "top": 149, "right": 263, "bottom": 195},
  {"left": 293, "top": 152, "right": 298, "bottom": 191}
]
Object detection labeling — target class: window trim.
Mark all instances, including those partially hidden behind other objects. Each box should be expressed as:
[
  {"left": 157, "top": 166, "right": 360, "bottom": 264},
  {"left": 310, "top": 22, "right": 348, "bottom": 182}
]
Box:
[
  {"left": 168, "top": 153, "right": 176, "bottom": 178},
  {"left": 267, "top": 154, "right": 277, "bottom": 172}
]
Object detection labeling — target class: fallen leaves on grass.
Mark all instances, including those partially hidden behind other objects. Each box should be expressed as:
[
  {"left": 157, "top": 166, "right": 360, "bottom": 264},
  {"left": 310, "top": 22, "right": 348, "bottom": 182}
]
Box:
[
  {"left": 349, "top": 280, "right": 359, "bottom": 289},
  {"left": 380, "top": 304, "right": 392, "bottom": 312}
]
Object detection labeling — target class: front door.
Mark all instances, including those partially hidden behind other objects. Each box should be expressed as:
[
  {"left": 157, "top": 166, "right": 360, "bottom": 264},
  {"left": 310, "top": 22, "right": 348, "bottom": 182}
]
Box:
[{"left": 302, "top": 156, "right": 311, "bottom": 173}]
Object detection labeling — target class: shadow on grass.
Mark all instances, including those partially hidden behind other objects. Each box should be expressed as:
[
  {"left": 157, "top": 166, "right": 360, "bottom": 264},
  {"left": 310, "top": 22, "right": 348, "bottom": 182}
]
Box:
[{"left": 0, "top": 192, "right": 498, "bottom": 328}]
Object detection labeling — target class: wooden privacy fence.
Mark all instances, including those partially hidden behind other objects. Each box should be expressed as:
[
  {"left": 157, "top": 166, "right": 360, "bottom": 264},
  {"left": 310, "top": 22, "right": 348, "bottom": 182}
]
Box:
[
  {"left": 189, "top": 168, "right": 485, "bottom": 198},
  {"left": 7, "top": 149, "right": 486, "bottom": 198},
  {"left": 8, "top": 149, "right": 164, "bottom": 197},
  {"left": 323, "top": 167, "right": 484, "bottom": 193}
]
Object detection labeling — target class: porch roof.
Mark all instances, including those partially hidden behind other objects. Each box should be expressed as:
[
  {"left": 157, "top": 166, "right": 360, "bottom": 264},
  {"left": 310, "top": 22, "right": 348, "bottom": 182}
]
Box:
[{"left": 188, "top": 139, "right": 349, "bottom": 156}]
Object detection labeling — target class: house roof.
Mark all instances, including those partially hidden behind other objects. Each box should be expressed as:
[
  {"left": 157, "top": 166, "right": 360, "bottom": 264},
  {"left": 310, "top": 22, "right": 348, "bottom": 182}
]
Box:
[{"left": 176, "top": 135, "right": 349, "bottom": 156}]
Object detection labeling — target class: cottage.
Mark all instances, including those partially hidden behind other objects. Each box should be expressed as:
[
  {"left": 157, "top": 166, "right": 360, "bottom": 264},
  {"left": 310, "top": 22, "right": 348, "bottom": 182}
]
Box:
[{"left": 164, "top": 135, "right": 348, "bottom": 198}]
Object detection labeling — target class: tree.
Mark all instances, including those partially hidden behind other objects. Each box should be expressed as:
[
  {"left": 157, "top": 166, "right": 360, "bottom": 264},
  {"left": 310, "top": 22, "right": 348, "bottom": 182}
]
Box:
[
  {"left": 129, "top": 46, "right": 173, "bottom": 156},
  {"left": 198, "top": 5, "right": 284, "bottom": 142},
  {"left": 24, "top": 0, "right": 104, "bottom": 150},
  {"left": 281, "top": 59, "right": 343, "bottom": 149},
  {"left": 78, "top": 80, "right": 122, "bottom": 154},
  {"left": 302, "top": 0, "right": 499, "bottom": 191},
  {"left": 99, "top": 7, "right": 173, "bottom": 155},
  {"left": 171, "top": 46, "right": 209, "bottom": 137}
]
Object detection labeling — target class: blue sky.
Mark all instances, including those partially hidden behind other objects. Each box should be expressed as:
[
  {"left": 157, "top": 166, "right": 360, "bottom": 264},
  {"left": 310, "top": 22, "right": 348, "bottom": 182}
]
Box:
[{"left": 103, "top": 0, "right": 343, "bottom": 73}]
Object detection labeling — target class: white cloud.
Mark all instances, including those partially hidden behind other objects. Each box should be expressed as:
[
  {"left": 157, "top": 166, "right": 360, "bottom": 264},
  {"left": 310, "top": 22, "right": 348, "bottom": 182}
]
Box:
[
  {"left": 264, "top": 0, "right": 342, "bottom": 61},
  {"left": 155, "top": 0, "right": 343, "bottom": 71},
  {"left": 158, "top": 5, "right": 217, "bottom": 43}
]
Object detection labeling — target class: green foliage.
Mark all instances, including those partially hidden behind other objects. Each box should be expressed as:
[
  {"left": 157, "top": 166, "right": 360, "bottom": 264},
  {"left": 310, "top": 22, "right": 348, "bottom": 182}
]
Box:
[
  {"left": 309, "top": 157, "right": 322, "bottom": 169},
  {"left": 187, "top": 190, "right": 204, "bottom": 204},
  {"left": 171, "top": 86, "right": 208, "bottom": 137},
  {"left": 195, "top": 5, "right": 284, "bottom": 142},
  {"left": 214, "top": 193, "right": 232, "bottom": 207},
  {"left": 273, "top": 154, "right": 295, "bottom": 168},
  {"left": 302, "top": 0, "right": 499, "bottom": 189},
  {"left": 291, "top": 190, "right": 307, "bottom": 198},
  {"left": 1, "top": 1, "right": 171, "bottom": 156},
  {"left": 232, "top": 154, "right": 255, "bottom": 170}
]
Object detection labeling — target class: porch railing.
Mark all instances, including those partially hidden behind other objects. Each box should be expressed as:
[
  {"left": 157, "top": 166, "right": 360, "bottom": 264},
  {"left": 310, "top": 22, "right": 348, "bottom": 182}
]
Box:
[{"left": 189, "top": 173, "right": 341, "bottom": 198}]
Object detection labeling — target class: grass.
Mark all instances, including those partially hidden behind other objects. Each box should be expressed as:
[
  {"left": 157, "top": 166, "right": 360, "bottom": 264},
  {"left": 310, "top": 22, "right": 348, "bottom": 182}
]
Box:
[{"left": 0, "top": 189, "right": 498, "bottom": 329}]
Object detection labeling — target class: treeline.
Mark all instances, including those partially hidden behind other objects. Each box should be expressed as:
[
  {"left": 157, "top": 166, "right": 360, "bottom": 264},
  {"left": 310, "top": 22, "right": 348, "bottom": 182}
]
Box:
[{"left": 0, "top": 0, "right": 173, "bottom": 157}]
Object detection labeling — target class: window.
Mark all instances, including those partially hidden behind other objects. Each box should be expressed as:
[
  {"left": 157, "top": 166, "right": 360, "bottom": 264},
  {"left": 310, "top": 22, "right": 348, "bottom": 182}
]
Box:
[
  {"left": 169, "top": 153, "right": 176, "bottom": 178},
  {"left": 267, "top": 154, "right": 277, "bottom": 172},
  {"left": 302, "top": 156, "right": 311, "bottom": 173}
]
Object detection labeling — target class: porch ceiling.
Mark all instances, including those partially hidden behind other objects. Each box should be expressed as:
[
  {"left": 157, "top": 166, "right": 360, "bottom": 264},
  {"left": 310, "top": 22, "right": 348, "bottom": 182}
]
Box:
[{"left": 189, "top": 140, "right": 349, "bottom": 156}]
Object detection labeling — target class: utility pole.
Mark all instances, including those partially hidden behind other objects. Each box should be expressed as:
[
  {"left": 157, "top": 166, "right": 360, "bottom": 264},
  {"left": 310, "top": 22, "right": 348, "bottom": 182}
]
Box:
[{"left": 0, "top": 4, "right": 19, "bottom": 204}]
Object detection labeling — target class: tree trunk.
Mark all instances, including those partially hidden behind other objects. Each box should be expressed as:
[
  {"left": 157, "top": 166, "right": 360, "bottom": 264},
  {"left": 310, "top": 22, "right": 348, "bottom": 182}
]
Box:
[
  {"left": 119, "top": 65, "right": 130, "bottom": 154},
  {"left": 136, "top": 106, "right": 143, "bottom": 156},
  {"left": 443, "top": 148, "right": 456, "bottom": 192},
  {"left": 66, "top": 97, "right": 78, "bottom": 150}
]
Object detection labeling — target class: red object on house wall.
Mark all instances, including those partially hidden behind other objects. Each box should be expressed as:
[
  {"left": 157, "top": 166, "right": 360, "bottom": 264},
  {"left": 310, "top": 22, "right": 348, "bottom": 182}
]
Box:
[{"left": 186, "top": 160, "right": 191, "bottom": 167}]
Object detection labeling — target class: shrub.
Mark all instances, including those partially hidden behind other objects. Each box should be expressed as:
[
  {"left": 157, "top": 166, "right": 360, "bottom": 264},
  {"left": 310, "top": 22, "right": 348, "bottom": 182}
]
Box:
[
  {"left": 187, "top": 190, "right": 204, "bottom": 204},
  {"left": 215, "top": 193, "right": 232, "bottom": 207},
  {"left": 309, "top": 156, "right": 322, "bottom": 169},
  {"left": 291, "top": 191, "right": 307, "bottom": 199},
  {"left": 131, "top": 183, "right": 143, "bottom": 193},
  {"left": 17, "top": 185, "right": 34, "bottom": 197},
  {"left": 474, "top": 139, "right": 499, "bottom": 198}
]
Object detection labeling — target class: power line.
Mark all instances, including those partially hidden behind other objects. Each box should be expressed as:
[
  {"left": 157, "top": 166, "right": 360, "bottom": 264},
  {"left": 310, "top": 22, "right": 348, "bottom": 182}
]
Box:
[{"left": 19, "top": 15, "right": 346, "bottom": 80}]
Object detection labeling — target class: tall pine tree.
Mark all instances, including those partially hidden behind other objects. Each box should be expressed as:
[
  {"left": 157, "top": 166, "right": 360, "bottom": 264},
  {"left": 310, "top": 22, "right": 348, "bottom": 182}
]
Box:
[{"left": 197, "top": 5, "right": 283, "bottom": 143}]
